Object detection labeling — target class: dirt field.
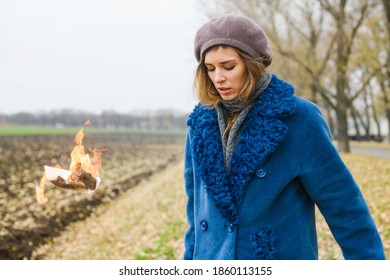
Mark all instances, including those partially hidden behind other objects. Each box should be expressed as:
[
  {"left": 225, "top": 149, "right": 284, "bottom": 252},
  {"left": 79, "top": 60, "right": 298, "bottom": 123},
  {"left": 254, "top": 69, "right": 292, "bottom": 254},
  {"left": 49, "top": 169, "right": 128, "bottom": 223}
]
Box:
[
  {"left": 0, "top": 133, "right": 185, "bottom": 259},
  {"left": 32, "top": 160, "right": 187, "bottom": 260}
]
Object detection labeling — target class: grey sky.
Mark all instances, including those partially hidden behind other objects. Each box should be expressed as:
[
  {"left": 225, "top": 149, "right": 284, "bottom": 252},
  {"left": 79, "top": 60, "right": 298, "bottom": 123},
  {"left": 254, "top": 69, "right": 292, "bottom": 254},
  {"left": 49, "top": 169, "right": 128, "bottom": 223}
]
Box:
[{"left": 0, "top": 0, "right": 206, "bottom": 114}]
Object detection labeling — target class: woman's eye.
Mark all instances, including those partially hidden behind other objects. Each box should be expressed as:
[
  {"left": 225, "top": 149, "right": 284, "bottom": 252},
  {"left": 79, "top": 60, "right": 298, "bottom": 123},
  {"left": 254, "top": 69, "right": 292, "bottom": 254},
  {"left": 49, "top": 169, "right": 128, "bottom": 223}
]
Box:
[
  {"left": 225, "top": 66, "right": 235, "bottom": 71},
  {"left": 206, "top": 68, "right": 215, "bottom": 72}
]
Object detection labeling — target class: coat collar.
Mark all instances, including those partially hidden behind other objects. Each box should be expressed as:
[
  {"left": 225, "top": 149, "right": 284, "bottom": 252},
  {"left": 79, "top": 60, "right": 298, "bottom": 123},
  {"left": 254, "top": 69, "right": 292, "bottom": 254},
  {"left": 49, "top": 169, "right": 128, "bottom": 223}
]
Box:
[{"left": 187, "top": 74, "right": 296, "bottom": 224}]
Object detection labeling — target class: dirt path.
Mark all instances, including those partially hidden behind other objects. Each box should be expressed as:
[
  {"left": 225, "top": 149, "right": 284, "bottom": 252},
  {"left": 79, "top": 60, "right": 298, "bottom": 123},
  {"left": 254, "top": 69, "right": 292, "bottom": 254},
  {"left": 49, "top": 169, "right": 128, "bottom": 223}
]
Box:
[{"left": 351, "top": 146, "right": 390, "bottom": 159}]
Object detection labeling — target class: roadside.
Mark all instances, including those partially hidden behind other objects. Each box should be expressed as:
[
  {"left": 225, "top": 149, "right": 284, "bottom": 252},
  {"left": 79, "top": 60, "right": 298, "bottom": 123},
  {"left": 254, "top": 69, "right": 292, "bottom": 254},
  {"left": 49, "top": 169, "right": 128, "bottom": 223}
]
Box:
[{"left": 350, "top": 141, "right": 390, "bottom": 159}]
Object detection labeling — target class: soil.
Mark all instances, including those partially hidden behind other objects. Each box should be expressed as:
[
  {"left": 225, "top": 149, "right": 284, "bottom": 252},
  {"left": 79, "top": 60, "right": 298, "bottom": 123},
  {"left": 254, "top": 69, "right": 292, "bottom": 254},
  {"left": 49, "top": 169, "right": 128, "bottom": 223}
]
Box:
[{"left": 0, "top": 134, "right": 185, "bottom": 259}]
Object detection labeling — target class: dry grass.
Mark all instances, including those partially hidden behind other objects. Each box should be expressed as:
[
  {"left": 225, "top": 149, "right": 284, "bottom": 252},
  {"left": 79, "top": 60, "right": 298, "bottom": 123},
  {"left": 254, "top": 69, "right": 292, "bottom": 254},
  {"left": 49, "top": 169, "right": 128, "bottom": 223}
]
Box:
[
  {"left": 317, "top": 153, "right": 390, "bottom": 259},
  {"left": 32, "top": 154, "right": 390, "bottom": 260}
]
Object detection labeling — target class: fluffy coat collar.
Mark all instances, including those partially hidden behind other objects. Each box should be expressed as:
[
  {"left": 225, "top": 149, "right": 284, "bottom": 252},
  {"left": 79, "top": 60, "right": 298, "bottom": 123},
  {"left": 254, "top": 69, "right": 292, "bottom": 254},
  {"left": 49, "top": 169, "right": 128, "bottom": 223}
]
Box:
[{"left": 187, "top": 74, "right": 296, "bottom": 224}]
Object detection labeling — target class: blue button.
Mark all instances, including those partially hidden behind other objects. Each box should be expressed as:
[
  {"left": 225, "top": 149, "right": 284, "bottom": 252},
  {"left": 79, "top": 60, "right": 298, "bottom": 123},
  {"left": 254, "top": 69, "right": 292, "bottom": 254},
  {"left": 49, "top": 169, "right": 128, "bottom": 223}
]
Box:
[
  {"left": 200, "top": 220, "right": 208, "bottom": 231},
  {"left": 228, "top": 223, "right": 234, "bottom": 233},
  {"left": 256, "top": 168, "right": 267, "bottom": 178}
]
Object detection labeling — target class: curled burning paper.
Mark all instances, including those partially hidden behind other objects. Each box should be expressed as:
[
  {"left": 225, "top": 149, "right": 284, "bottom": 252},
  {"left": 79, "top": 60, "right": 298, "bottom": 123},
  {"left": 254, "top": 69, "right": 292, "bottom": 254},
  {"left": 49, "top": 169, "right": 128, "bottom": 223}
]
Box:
[
  {"left": 44, "top": 165, "right": 72, "bottom": 181},
  {"left": 44, "top": 165, "right": 101, "bottom": 191}
]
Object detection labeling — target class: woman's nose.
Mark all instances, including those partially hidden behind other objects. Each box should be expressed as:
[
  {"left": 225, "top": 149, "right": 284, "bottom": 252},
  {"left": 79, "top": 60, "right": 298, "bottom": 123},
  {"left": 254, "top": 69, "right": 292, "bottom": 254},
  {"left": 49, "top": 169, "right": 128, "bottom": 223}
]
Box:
[{"left": 214, "top": 69, "right": 225, "bottom": 83}]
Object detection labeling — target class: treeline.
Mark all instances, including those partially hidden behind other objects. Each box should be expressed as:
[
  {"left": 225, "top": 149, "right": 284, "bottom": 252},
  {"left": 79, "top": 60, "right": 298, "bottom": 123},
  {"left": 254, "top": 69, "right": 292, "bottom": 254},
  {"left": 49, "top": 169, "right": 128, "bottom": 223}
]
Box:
[{"left": 0, "top": 109, "right": 189, "bottom": 131}]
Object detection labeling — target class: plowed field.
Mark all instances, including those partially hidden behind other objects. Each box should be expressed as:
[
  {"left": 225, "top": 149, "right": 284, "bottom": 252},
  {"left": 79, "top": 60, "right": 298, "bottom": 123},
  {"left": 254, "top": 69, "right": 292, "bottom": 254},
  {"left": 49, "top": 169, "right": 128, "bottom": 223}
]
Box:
[{"left": 0, "top": 133, "right": 185, "bottom": 259}]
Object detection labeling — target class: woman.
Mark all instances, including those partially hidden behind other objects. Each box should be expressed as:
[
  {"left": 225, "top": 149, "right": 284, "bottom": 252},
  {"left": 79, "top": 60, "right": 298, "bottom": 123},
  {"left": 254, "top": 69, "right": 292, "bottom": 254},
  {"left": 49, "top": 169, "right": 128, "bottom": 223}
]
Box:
[{"left": 183, "top": 14, "right": 385, "bottom": 260}]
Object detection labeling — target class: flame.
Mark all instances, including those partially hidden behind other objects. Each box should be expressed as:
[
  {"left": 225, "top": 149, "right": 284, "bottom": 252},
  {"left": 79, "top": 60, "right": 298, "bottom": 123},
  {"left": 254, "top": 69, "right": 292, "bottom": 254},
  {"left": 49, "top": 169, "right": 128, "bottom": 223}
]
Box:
[
  {"left": 36, "top": 164, "right": 61, "bottom": 205},
  {"left": 36, "top": 120, "right": 107, "bottom": 204},
  {"left": 88, "top": 147, "right": 108, "bottom": 176},
  {"left": 69, "top": 123, "right": 93, "bottom": 176},
  {"left": 36, "top": 173, "right": 48, "bottom": 205}
]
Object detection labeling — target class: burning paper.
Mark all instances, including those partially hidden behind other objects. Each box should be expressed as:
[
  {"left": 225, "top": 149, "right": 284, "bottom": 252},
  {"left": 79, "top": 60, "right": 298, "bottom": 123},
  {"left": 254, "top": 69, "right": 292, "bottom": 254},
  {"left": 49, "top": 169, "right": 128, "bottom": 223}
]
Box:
[
  {"left": 44, "top": 165, "right": 72, "bottom": 181},
  {"left": 36, "top": 120, "right": 107, "bottom": 204}
]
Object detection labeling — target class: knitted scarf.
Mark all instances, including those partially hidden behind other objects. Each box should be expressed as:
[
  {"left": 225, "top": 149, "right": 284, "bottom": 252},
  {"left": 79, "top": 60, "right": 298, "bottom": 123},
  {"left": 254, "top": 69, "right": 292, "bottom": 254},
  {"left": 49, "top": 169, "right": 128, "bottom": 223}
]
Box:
[{"left": 216, "top": 73, "right": 272, "bottom": 172}]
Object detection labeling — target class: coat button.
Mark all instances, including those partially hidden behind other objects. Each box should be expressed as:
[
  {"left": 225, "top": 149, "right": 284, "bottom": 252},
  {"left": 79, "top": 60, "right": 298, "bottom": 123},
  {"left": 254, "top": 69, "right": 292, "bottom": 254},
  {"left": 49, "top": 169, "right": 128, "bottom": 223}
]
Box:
[
  {"left": 256, "top": 168, "right": 267, "bottom": 178},
  {"left": 228, "top": 223, "right": 235, "bottom": 233},
  {"left": 200, "top": 220, "right": 208, "bottom": 231}
]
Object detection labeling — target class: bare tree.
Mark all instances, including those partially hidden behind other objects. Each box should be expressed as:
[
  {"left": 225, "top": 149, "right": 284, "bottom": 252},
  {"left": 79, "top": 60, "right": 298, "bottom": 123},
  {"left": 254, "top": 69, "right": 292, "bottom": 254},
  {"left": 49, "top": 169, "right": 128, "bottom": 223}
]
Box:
[
  {"left": 381, "top": 0, "right": 390, "bottom": 142},
  {"left": 369, "top": 84, "right": 383, "bottom": 141},
  {"left": 197, "top": 0, "right": 379, "bottom": 152},
  {"left": 351, "top": 90, "right": 372, "bottom": 140},
  {"left": 354, "top": 0, "right": 390, "bottom": 143},
  {"left": 318, "top": 0, "right": 376, "bottom": 151}
]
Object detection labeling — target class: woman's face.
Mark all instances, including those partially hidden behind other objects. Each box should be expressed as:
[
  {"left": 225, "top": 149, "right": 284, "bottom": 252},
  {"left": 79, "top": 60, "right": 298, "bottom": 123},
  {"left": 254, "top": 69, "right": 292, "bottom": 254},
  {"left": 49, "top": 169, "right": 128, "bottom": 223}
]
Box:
[{"left": 204, "top": 46, "right": 247, "bottom": 101}]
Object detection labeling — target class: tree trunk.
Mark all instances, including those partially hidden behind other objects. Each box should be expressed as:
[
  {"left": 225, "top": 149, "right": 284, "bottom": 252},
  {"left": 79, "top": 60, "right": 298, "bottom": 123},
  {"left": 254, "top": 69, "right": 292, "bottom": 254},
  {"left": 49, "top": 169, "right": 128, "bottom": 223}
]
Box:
[
  {"left": 325, "top": 102, "right": 336, "bottom": 137},
  {"left": 379, "top": 80, "right": 390, "bottom": 143},
  {"left": 368, "top": 89, "right": 382, "bottom": 141},
  {"left": 350, "top": 107, "right": 361, "bottom": 140},
  {"left": 362, "top": 92, "right": 371, "bottom": 139},
  {"left": 382, "top": 0, "right": 390, "bottom": 142},
  {"left": 387, "top": 109, "right": 390, "bottom": 143},
  {"left": 336, "top": 47, "right": 350, "bottom": 152},
  {"left": 336, "top": 102, "right": 350, "bottom": 152}
]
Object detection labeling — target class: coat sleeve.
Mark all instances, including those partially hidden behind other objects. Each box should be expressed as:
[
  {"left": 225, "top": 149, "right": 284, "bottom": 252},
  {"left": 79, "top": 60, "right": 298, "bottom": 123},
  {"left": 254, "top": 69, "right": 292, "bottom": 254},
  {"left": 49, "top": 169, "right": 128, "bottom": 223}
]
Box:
[
  {"left": 296, "top": 101, "right": 385, "bottom": 260},
  {"left": 183, "top": 129, "right": 195, "bottom": 260}
]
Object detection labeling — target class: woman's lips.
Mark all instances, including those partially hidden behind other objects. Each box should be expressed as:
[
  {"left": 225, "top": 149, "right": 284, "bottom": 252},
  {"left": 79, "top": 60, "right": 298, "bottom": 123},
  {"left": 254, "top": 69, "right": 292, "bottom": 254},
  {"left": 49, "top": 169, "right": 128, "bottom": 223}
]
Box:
[{"left": 218, "top": 87, "right": 232, "bottom": 95}]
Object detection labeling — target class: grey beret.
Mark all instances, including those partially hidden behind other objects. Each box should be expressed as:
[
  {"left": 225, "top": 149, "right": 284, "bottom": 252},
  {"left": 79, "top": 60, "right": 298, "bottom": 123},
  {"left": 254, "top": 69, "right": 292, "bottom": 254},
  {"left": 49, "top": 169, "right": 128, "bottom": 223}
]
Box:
[{"left": 194, "top": 14, "right": 272, "bottom": 67}]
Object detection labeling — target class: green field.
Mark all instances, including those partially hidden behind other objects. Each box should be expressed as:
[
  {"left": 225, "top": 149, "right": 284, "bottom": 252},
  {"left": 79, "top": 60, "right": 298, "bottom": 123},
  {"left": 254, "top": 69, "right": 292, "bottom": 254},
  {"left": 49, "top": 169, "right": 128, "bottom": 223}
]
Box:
[{"left": 0, "top": 125, "right": 186, "bottom": 137}]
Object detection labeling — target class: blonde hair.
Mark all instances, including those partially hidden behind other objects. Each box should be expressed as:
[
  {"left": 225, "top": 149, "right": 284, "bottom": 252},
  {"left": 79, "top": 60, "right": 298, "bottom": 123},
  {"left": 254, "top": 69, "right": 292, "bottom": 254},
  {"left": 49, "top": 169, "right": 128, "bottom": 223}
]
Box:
[{"left": 194, "top": 45, "right": 266, "bottom": 134}]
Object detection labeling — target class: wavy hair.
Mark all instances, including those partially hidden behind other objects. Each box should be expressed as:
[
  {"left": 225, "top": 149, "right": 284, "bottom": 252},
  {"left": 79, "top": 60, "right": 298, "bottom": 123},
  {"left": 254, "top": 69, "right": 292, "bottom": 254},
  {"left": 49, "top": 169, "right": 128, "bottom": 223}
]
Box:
[{"left": 194, "top": 45, "right": 266, "bottom": 134}]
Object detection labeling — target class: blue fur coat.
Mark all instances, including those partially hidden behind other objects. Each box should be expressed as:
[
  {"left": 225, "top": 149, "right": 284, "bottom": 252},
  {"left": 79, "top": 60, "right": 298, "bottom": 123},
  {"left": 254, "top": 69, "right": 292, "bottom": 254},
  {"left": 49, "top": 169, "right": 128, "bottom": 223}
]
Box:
[{"left": 183, "top": 75, "right": 385, "bottom": 260}]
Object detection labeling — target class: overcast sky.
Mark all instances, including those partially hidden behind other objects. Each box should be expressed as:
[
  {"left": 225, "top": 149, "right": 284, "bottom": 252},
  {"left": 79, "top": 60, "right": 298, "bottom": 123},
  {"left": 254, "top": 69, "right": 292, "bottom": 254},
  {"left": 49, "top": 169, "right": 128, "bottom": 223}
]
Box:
[{"left": 0, "top": 0, "right": 206, "bottom": 114}]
